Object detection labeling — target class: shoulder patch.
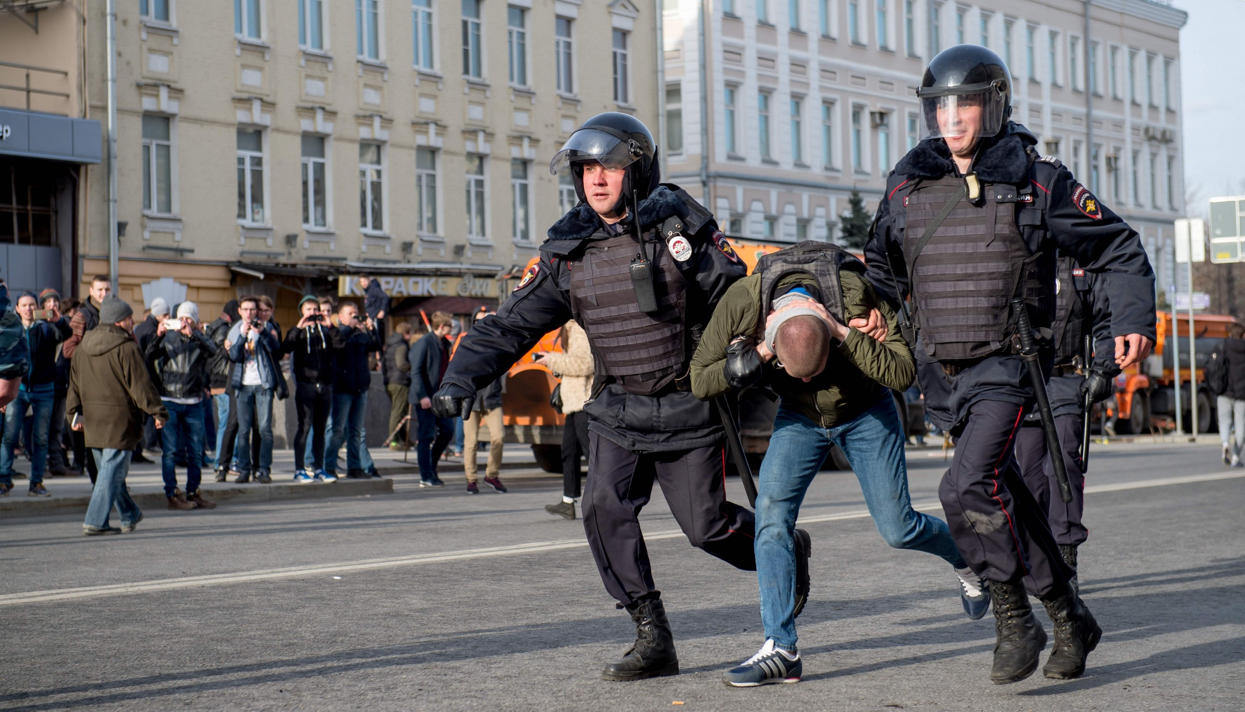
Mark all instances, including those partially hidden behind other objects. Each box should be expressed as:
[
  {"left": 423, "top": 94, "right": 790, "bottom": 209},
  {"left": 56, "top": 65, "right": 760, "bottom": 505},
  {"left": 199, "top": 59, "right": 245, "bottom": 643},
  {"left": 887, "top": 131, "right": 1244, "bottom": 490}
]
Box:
[
  {"left": 1072, "top": 184, "right": 1103, "bottom": 220},
  {"left": 1037, "top": 154, "right": 1063, "bottom": 167},
  {"left": 514, "top": 263, "right": 540, "bottom": 292},
  {"left": 713, "top": 231, "right": 742, "bottom": 264},
  {"left": 1072, "top": 267, "right": 1085, "bottom": 277},
  {"left": 666, "top": 233, "right": 693, "bottom": 262}
]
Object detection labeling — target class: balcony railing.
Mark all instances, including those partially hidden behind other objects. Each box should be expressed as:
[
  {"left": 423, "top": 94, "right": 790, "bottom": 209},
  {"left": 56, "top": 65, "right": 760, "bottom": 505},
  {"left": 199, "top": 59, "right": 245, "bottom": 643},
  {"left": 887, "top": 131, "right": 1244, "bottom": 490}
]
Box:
[{"left": 0, "top": 59, "right": 69, "bottom": 113}]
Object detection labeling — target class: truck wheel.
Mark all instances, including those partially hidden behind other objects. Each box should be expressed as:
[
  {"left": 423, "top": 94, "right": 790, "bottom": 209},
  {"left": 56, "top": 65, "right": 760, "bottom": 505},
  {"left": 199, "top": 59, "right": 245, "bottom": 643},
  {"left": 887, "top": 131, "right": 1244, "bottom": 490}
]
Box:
[
  {"left": 1127, "top": 391, "right": 1150, "bottom": 435},
  {"left": 1196, "top": 390, "right": 1214, "bottom": 433},
  {"left": 531, "top": 444, "right": 562, "bottom": 473}
]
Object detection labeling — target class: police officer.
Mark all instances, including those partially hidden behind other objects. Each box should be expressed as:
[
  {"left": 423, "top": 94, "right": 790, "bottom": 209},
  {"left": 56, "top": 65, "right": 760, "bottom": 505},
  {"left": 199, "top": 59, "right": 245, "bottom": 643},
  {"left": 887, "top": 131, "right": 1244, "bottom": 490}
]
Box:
[
  {"left": 432, "top": 113, "right": 779, "bottom": 681},
  {"left": 864, "top": 45, "right": 1156, "bottom": 684},
  {"left": 1013, "top": 256, "right": 1117, "bottom": 591}
]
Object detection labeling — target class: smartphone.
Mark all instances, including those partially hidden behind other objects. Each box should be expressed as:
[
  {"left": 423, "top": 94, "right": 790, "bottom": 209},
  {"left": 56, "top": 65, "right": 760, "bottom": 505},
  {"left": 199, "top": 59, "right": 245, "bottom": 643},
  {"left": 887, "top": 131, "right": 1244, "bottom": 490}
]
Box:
[
  {"left": 71, "top": 412, "right": 81, "bottom": 429},
  {"left": 164, "top": 318, "right": 182, "bottom": 330}
]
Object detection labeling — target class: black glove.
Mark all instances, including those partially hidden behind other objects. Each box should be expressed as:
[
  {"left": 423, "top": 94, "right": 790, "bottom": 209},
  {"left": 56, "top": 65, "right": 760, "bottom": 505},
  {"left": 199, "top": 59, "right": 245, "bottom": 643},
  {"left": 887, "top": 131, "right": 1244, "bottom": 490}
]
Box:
[
  {"left": 1080, "top": 369, "right": 1114, "bottom": 404},
  {"left": 431, "top": 383, "right": 474, "bottom": 419},
  {"left": 724, "top": 338, "right": 763, "bottom": 390}
]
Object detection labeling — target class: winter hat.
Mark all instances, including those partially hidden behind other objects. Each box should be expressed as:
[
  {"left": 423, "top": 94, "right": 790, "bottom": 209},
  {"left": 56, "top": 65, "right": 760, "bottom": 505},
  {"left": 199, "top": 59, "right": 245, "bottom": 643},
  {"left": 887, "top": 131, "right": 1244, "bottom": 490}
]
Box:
[
  {"left": 298, "top": 294, "right": 319, "bottom": 309},
  {"left": 149, "top": 297, "right": 170, "bottom": 317},
  {"left": 99, "top": 296, "right": 134, "bottom": 324},
  {"left": 38, "top": 288, "right": 61, "bottom": 303},
  {"left": 176, "top": 301, "right": 200, "bottom": 323}
]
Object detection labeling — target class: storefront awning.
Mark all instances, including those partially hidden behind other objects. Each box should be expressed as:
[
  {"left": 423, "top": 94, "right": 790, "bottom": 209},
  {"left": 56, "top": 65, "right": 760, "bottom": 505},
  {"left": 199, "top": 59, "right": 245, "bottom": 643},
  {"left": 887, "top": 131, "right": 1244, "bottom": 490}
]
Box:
[{"left": 0, "top": 108, "right": 101, "bottom": 164}]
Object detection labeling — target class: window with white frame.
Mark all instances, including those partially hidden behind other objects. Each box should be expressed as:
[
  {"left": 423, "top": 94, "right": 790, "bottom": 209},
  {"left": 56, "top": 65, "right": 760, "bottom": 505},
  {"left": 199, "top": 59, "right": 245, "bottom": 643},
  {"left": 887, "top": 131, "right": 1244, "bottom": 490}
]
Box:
[
  {"left": 722, "top": 0, "right": 736, "bottom": 15},
  {"left": 725, "top": 85, "right": 738, "bottom": 154},
  {"left": 791, "top": 97, "right": 803, "bottom": 164},
  {"left": 1091, "top": 144, "right": 1101, "bottom": 193},
  {"left": 359, "top": 142, "right": 384, "bottom": 232},
  {"left": 1048, "top": 30, "right": 1059, "bottom": 86},
  {"left": 508, "top": 5, "right": 527, "bottom": 86},
  {"left": 465, "top": 153, "right": 487, "bottom": 241},
  {"left": 789, "top": 0, "right": 800, "bottom": 30},
  {"left": 1089, "top": 41, "right": 1100, "bottom": 95},
  {"left": 1128, "top": 49, "right": 1139, "bottom": 104},
  {"left": 904, "top": 0, "right": 915, "bottom": 56},
  {"left": 848, "top": 0, "right": 860, "bottom": 43},
  {"left": 762, "top": 216, "right": 776, "bottom": 239},
  {"left": 142, "top": 115, "right": 173, "bottom": 215},
  {"left": 558, "top": 171, "right": 577, "bottom": 215},
  {"left": 877, "top": 0, "right": 889, "bottom": 49},
  {"left": 1109, "top": 148, "right": 1121, "bottom": 202},
  {"left": 141, "top": 0, "right": 171, "bottom": 23},
  {"left": 929, "top": 1, "right": 942, "bottom": 56},
  {"left": 758, "top": 0, "right": 770, "bottom": 24},
  {"left": 1148, "top": 151, "right": 1157, "bottom": 207},
  {"left": 1166, "top": 154, "right": 1176, "bottom": 208},
  {"left": 236, "top": 129, "right": 266, "bottom": 225},
  {"left": 820, "top": 0, "right": 831, "bottom": 36},
  {"left": 876, "top": 112, "right": 890, "bottom": 174},
  {"left": 1025, "top": 24, "right": 1035, "bottom": 80},
  {"left": 954, "top": 6, "right": 965, "bottom": 44},
  {"left": 1003, "top": 18, "right": 1014, "bottom": 71},
  {"left": 906, "top": 112, "right": 918, "bottom": 151},
  {"left": 759, "top": 90, "right": 772, "bottom": 160},
  {"left": 979, "top": 11, "right": 990, "bottom": 48},
  {"left": 1109, "top": 45, "right": 1120, "bottom": 99},
  {"left": 1163, "top": 57, "right": 1174, "bottom": 111},
  {"left": 796, "top": 218, "right": 809, "bottom": 241},
  {"left": 301, "top": 135, "right": 328, "bottom": 229},
  {"left": 415, "top": 147, "right": 439, "bottom": 235},
  {"left": 356, "top": 0, "right": 380, "bottom": 60},
  {"left": 235, "top": 0, "right": 262, "bottom": 40},
  {"left": 851, "top": 105, "right": 864, "bottom": 172},
  {"left": 728, "top": 215, "right": 743, "bottom": 235},
  {"left": 821, "top": 100, "right": 835, "bottom": 168},
  {"left": 1071, "top": 140, "right": 1082, "bottom": 179},
  {"left": 556, "top": 16, "right": 574, "bottom": 94},
  {"left": 613, "top": 29, "right": 630, "bottom": 104},
  {"left": 299, "top": 0, "right": 325, "bottom": 50},
  {"left": 463, "top": 0, "right": 483, "bottom": 79},
  {"left": 1070, "top": 36, "right": 1082, "bottom": 92},
  {"left": 666, "top": 83, "right": 683, "bottom": 153},
  {"left": 1130, "top": 149, "right": 1140, "bottom": 205},
  {"left": 414, "top": 0, "right": 435, "bottom": 71},
  {"left": 1146, "top": 52, "right": 1156, "bottom": 107},
  {"left": 511, "top": 159, "right": 532, "bottom": 242}
]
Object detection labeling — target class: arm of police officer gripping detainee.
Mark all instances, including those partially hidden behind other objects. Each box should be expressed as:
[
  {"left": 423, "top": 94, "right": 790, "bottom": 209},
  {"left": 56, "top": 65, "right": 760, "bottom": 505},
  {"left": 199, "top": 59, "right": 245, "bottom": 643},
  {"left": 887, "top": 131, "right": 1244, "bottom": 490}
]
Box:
[
  {"left": 677, "top": 226, "right": 748, "bottom": 310},
  {"left": 834, "top": 273, "right": 916, "bottom": 392},
  {"left": 690, "top": 276, "right": 761, "bottom": 400},
  {"left": 862, "top": 176, "right": 912, "bottom": 313}
]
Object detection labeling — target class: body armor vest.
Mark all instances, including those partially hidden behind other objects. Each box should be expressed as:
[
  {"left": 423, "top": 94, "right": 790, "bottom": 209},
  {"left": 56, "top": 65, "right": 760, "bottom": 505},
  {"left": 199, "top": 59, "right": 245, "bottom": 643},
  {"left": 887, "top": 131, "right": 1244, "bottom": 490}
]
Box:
[
  {"left": 903, "top": 175, "right": 1045, "bottom": 361},
  {"left": 755, "top": 241, "right": 863, "bottom": 332},
  {"left": 1052, "top": 257, "right": 1091, "bottom": 365},
  {"left": 569, "top": 231, "right": 687, "bottom": 395}
]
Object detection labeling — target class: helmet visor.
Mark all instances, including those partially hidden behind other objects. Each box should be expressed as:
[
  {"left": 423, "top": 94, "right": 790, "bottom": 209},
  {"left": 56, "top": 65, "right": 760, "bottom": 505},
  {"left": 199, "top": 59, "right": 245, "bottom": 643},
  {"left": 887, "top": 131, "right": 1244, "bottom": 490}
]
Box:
[
  {"left": 920, "top": 88, "right": 1007, "bottom": 142},
  {"left": 548, "top": 128, "right": 641, "bottom": 175}
]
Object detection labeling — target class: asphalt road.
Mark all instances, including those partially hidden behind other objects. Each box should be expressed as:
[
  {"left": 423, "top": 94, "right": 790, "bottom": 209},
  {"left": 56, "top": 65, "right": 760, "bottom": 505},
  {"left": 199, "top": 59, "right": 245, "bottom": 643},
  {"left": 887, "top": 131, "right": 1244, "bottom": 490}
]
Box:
[{"left": 0, "top": 439, "right": 1242, "bottom": 711}]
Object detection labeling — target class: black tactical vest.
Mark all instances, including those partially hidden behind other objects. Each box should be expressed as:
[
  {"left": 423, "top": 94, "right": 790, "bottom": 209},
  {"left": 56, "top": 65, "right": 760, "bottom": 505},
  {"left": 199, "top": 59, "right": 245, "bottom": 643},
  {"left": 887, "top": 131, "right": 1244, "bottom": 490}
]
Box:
[
  {"left": 1052, "top": 257, "right": 1091, "bottom": 365},
  {"left": 755, "top": 241, "right": 864, "bottom": 331},
  {"left": 903, "top": 175, "right": 1045, "bottom": 361},
  {"left": 569, "top": 231, "right": 687, "bottom": 395}
]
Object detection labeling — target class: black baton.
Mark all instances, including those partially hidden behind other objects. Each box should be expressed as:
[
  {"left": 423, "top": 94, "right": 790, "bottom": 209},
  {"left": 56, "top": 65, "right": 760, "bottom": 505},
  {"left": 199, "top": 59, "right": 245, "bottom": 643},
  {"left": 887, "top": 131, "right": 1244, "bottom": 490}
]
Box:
[
  {"left": 1080, "top": 334, "right": 1093, "bottom": 467},
  {"left": 714, "top": 394, "right": 757, "bottom": 508},
  {"left": 1012, "top": 299, "right": 1074, "bottom": 504}
]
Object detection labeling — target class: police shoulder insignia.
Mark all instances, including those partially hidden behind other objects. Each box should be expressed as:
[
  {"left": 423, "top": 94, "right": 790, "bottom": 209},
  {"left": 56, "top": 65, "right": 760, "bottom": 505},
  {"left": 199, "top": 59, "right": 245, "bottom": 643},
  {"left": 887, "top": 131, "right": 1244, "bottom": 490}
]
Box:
[
  {"left": 1037, "top": 154, "right": 1063, "bottom": 167},
  {"left": 514, "top": 263, "right": 540, "bottom": 291},
  {"left": 1072, "top": 184, "right": 1103, "bottom": 220},
  {"left": 1072, "top": 267, "right": 1085, "bottom": 277},
  {"left": 713, "top": 231, "right": 741, "bottom": 263},
  {"left": 666, "top": 233, "right": 693, "bottom": 262}
]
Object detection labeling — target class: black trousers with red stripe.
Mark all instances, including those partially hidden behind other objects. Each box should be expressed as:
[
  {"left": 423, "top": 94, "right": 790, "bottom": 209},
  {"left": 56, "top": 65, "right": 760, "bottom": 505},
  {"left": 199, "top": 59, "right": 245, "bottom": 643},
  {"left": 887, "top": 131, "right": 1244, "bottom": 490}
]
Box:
[
  {"left": 937, "top": 398, "right": 1074, "bottom": 597},
  {"left": 583, "top": 432, "right": 756, "bottom": 606}
]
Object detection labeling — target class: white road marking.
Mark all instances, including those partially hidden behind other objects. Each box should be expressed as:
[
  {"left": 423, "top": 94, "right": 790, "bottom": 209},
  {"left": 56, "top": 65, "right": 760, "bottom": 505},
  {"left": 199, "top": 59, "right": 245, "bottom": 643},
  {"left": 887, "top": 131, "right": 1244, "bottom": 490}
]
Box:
[{"left": 2, "top": 470, "right": 1241, "bottom": 606}]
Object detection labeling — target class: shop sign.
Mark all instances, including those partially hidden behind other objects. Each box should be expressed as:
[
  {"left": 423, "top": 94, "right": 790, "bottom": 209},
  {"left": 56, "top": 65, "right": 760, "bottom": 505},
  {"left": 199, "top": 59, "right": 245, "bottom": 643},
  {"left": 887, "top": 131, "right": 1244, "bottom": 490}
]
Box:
[{"left": 338, "top": 273, "right": 499, "bottom": 299}]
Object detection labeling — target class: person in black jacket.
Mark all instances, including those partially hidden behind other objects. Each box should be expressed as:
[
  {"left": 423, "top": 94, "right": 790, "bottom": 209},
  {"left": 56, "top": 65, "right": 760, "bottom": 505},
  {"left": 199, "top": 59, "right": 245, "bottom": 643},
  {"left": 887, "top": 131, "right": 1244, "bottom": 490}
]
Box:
[
  {"left": 284, "top": 295, "right": 337, "bottom": 482},
  {"left": 40, "top": 289, "right": 75, "bottom": 478},
  {"left": 1217, "top": 323, "right": 1245, "bottom": 467},
  {"left": 408, "top": 312, "right": 453, "bottom": 486},
  {"left": 383, "top": 322, "right": 413, "bottom": 449},
  {"left": 207, "top": 300, "right": 238, "bottom": 480},
  {"left": 462, "top": 308, "right": 508, "bottom": 495},
  {"left": 145, "top": 301, "right": 218, "bottom": 510},
  {"left": 864, "top": 45, "right": 1155, "bottom": 684},
  {"left": 325, "top": 301, "right": 381, "bottom": 479}
]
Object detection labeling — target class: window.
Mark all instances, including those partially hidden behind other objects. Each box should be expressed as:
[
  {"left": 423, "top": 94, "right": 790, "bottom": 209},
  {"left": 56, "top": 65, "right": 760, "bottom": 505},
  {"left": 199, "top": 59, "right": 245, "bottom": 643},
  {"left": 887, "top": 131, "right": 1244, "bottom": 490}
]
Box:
[
  {"left": 876, "top": 0, "right": 888, "bottom": 49},
  {"left": 141, "top": 0, "right": 171, "bottom": 23},
  {"left": 556, "top": 16, "right": 574, "bottom": 94},
  {"left": 508, "top": 6, "right": 527, "bottom": 85},
  {"left": 1149, "top": 151, "right": 1157, "bottom": 207},
  {"left": 758, "top": 0, "right": 769, "bottom": 24},
  {"left": 666, "top": 83, "right": 683, "bottom": 153},
  {"left": 928, "top": 1, "right": 941, "bottom": 55},
  {"left": 762, "top": 217, "right": 776, "bottom": 239},
  {"left": 1070, "top": 36, "right": 1081, "bottom": 91},
  {"left": 1003, "top": 18, "right": 1014, "bottom": 71},
  {"left": 613, "top": 30, "right": 630, "bottom": 104},
  {"left": 1091, "top": 144, "right": 1101, "bottom": 194},
  {"left": 1130, "top": 149, "right": 1140, "bottom": 205},
  {"left": 906, "top": 112, "right": 918, "bottom": 151},
  {"left": 1166, "top": 154, "right": 1177, "bottom": 209},
  {"left": 141, "top": 115, "right": 172, "bottom": 215},
  {"left": 876, "top": 112, "right": 890, "bottom": 174},
  {"left": 1145, "top": 52, "right": 1155, "bottom": 106},
  {"left": 791, "top": 98, "right": 803, "bottom": 164},
  {"left": 1025, "top": 24, "right": 1035, "bottom": 80},
  {"left": 1048, "top": 30, "right": 1059, "bottom": 85},
  {"left": 236, "top": 129, "right": 266, "bottom": 225},
  {"left": 356, "top": 0, "right": 380, "bottom": 60},
  {"left": 359, "top": 142, "right": 384, "bottom": 232},
  {"left": 414, "top": 0, "right": 435, "bottom": 70},
  {"left": 1109, "top": 149, "right": 1121, "bottom": 202},
  {"left": 821, "top": 100, "right": 835, "bottom": 168},
  {"left": 848, "top": 0, "right": 860, "bottom": 43},
  {"left": 1089, "top": 41, "right": 1100, "bottom": 95},
  {"left": 463, "top": 0, "right": 483, "bottom": 79},
  {"left": 235, "top": 0, "right": 261, "bottom": 40},
  {"left": 851, "top": 105, "right": 864, "bottom": 172},
  {"left": 415, "top": 147, "right": 439, "bottom": 235},
  {"left": 511, "top": 159, "right": 531, "bottom": 242},
  {"left": 904, "top": 0, "right": 915, "bottom": 56},
  {"left": 558, "top": 171, "right": 577, "bottom": 215},
  {"left": 725, "top": 86, "right": 738, "bottom": 155},
  {"left": 1071, "top": 140, "right": 1082, "bottom": 179},
  {"left": 1163, "top": 58, "right": 1174, "bottom": 110},
  {"left": 722, "top": 0, "right": 736, "bottom": 15},
  {"left": 301, "top": 135, "right": 328, "bottom": 229},
  {"left": 299, "top": 0, "right": 324, "bottom": 50},
  {"left": 465, "top": 154, "right": 487, "bottom": 241},
  {"left": 759, "top": 91, "right": 772, "bottom": 160},
  {"left": 954, "top": 6, "right": 964, "bottom": 44},
  {"left": 789, "top": 0, "right": 800, "bottom": 29},
  {"left": 1109, "top": 46, "right": 1120, "bottom": 99},
  {"left": 728, "top": 216, "right": 743, "bottom": 235},
  {"left": 796, "top": 218, "right": 809, "bottom": 241},
  {"left": 1128, "top": 49, "right": 1139, "bottom": 104},
  {"left": 819, "top": 0, "right": 831, "bottom": 36},
  {"left": 979, "top": 11, "right": 990, "bottom": 48}
]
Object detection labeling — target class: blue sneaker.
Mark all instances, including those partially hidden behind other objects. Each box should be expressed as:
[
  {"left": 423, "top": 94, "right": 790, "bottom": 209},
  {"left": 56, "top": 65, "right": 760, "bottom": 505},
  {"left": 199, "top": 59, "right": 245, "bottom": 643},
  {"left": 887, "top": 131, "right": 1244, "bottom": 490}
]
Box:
[
  {"left": 294, "top": 471, "right": 315, "bottom": 483},
  {"left": 723, "top": 640, "right": 802, "bottom": 687},
  {"left": 315, "top": 470, "right": 338, "bottom": 483},
  {"left": 956, "top": 566, "right": 990, "bottom": 620}
]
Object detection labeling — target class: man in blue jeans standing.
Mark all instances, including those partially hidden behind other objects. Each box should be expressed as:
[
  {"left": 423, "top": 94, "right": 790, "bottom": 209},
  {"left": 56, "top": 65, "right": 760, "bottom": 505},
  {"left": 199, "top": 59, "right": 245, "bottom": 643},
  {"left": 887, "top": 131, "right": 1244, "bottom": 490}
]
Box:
[
  {"left": 326, "top": 301, "right": 381, "bottom": 479},
  {"left": 409, "top": 311, "right": 454, "bottom": 487},
  {"left": 225, "top": 296, "right": 281, "bottom": 483},
  {"left": 691, "top": 242, "right": 987, "bottom": 687}
]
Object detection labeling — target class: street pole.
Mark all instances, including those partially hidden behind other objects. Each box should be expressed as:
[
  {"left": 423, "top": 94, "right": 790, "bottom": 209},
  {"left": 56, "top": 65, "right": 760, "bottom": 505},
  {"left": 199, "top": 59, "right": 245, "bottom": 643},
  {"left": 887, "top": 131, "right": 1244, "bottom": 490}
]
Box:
[
  {"left": 106, "top": 0, "right": 119, "bottom": 291},
  {"left": 1170, "top": 255, "right": 1183, "bottom": 435},
  {"left": 1187, "top": 241, "right": 1198, "bottom": 439}
]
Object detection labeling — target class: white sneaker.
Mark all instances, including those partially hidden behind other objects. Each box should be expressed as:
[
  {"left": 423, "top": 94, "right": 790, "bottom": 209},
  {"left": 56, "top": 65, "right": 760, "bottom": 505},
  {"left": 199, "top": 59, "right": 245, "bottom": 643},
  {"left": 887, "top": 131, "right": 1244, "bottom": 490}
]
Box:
[{"left": 955, "top": 566, "right": 990, "bottom": 620}]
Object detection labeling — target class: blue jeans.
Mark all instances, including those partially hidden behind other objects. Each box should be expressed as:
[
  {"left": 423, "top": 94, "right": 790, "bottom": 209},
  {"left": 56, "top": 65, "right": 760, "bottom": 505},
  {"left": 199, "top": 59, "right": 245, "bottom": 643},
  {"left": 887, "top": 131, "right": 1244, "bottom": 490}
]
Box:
[
  {"left": 307, "top": 411, "right": 334, "bottom": 470},
  {"left": 415, "top": 406, "right": 454, "bottom": 480},
  {"left": 327, "top": 391, "right": 367, "bottom": 473},
  {"left": 161, "top": 399, "right": 206, "bottom": 496},
  {"left": 212, "top": 393, "right": 230, "bottom": 469},
  {"left": 84, "top": 448, "right": 140, "bottom": 529},
  {"left": 1, "top": 386, "right": 54, "bottom": 485},
  {"left": 756, "top": 394, "right": 966, "bottom": 649},
  {"left": 234, "top": 385, "right": 274, "bottom": 475}
]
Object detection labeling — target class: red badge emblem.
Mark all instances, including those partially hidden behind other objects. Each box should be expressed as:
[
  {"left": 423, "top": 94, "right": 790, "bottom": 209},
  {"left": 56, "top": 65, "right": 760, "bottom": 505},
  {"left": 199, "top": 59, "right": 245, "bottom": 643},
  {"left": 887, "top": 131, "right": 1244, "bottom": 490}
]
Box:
[
  {"left": 514, "top": 264, "right": 539, "bottom": 292},
  {"left": 1072, "top": 268, "right": 1085, "bottom": 277},
  {"left": 1072, "top": 185, "right": 1102, "bottom": 220},
  {"left": 713, "top": 231, "right": 741, "bottom": 263}
]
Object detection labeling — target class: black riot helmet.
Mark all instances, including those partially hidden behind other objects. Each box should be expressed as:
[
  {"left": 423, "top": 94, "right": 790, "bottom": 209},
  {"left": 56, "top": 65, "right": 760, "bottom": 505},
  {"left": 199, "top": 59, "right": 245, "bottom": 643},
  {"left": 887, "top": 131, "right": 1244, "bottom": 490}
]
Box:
[
  {"left": 916, "top": 44, "right": 1011, "bottom": 142},
  {"left": 549, "top": 112, "right": 660, "bottom": 205}
]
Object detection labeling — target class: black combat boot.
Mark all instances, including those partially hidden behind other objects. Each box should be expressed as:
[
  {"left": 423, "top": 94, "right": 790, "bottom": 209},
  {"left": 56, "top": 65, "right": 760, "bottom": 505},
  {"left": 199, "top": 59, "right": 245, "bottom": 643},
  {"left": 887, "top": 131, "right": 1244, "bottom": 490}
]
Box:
[
  {"left": 988, "top": 579, "right": 1047, "bottom": 684},
  {"left": 601, "top": 597, "right": 679, "bottom": 681},
  {"left": 1040, "top": 583, "right": 1101, "bottom": 680},
  {"left": 1059, "top": 544, "right": 1079, "bottom": 593}
]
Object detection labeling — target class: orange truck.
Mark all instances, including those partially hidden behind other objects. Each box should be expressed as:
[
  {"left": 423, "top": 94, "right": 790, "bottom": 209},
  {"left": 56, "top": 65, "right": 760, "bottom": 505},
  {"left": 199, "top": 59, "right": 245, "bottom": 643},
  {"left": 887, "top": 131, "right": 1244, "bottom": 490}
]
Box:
[{"left": 1112, "top": 312, "right": 1242, "bottom": 434}]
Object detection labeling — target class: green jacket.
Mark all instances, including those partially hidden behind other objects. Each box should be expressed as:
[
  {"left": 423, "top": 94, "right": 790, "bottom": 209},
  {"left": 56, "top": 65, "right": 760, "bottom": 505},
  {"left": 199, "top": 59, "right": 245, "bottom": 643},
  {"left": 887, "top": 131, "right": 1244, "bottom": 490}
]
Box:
[
  {"left": 690, "top": 270, "right": 914, "bottom": 428},
  {"left": 66, "top": 324, "right": 168, "bottom": 450}
]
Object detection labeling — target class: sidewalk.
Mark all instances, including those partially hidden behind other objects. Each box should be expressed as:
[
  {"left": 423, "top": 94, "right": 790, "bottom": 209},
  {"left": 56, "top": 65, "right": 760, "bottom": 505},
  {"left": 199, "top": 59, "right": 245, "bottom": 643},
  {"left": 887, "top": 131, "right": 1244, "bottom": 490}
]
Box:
[{"left": 0, "top": 444, "right": 558, "bottom": 519}]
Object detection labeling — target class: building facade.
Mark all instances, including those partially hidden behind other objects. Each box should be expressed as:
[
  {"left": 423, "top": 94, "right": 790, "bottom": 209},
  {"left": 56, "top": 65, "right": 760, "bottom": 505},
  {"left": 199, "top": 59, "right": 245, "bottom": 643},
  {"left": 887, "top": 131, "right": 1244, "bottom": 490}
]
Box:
[{"left": 662, "top": 0, "right": 1186, "bottom": 299}]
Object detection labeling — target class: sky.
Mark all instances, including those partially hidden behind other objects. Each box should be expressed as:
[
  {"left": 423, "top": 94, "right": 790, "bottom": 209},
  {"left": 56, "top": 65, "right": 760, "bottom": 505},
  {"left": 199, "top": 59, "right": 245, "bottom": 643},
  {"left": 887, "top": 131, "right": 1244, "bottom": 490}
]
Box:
[{"left": 1174, "top": 0, "right": 1245, "bottom": 214}]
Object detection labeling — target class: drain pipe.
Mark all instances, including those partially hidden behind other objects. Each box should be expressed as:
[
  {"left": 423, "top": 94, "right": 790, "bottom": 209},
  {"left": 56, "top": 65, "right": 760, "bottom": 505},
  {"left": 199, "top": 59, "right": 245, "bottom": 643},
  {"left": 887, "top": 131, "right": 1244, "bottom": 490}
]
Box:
[{"left": 106, "top": 0, "right": 119, "bottom": 289}]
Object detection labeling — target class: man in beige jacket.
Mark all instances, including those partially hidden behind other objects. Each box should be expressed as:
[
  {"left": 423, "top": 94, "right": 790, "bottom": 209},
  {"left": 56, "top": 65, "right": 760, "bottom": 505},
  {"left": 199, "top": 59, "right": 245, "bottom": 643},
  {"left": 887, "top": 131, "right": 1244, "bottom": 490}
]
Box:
[{"left": 536, "top": 320, "right": 592, "bottom": 519}]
